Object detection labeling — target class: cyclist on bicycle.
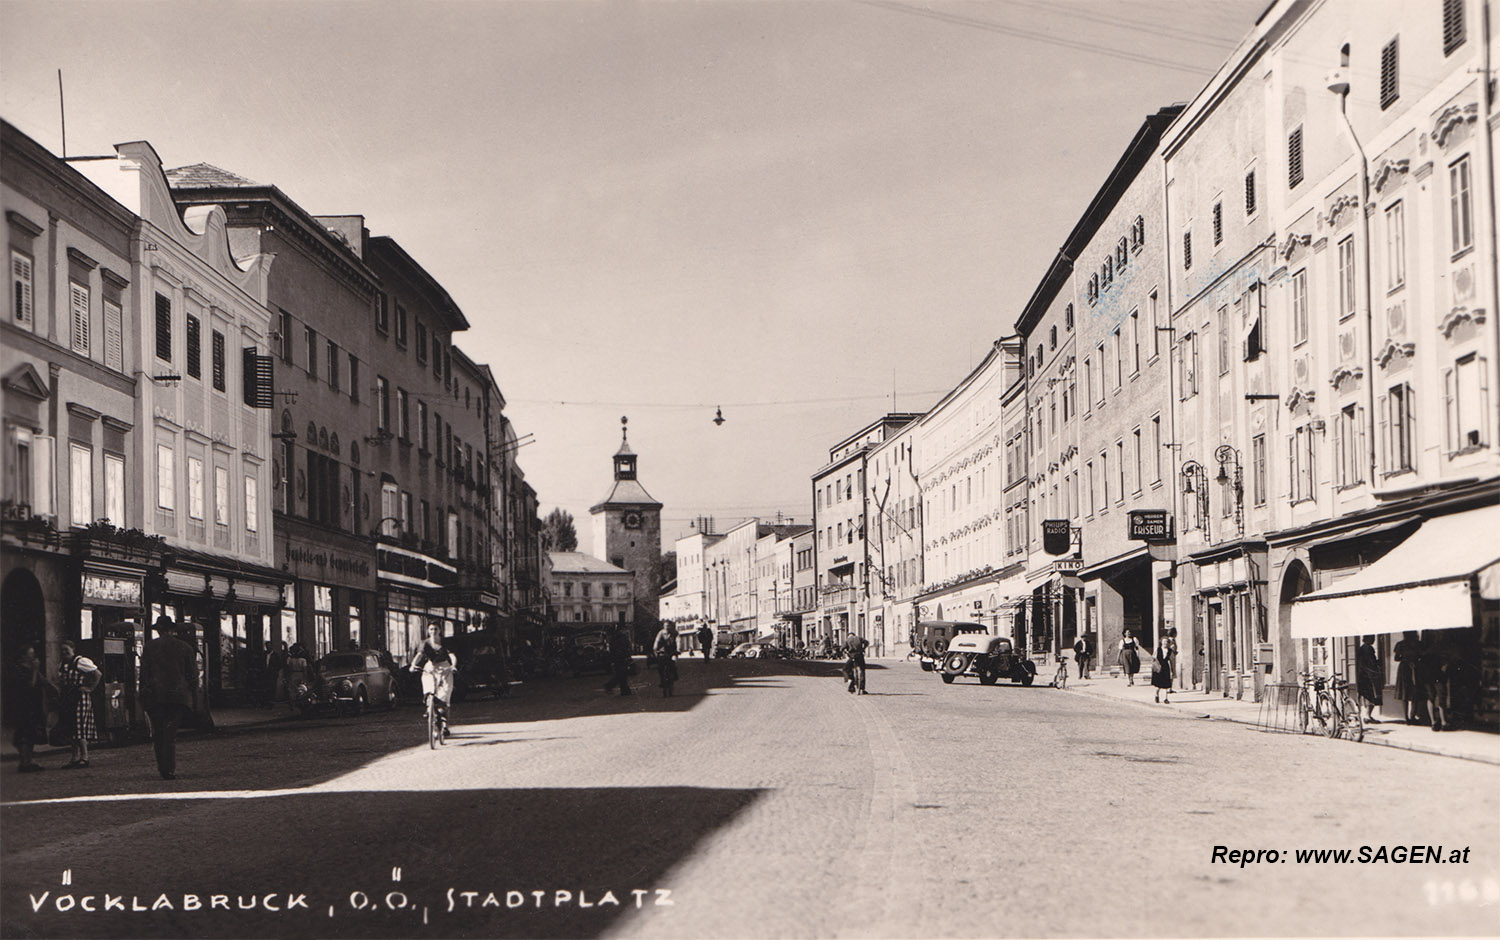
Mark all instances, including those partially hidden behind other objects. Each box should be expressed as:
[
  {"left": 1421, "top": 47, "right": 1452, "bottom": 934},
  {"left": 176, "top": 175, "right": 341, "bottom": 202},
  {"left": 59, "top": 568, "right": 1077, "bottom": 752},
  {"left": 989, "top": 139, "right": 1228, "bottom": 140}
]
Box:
[
  {"left": 842, "top": 633, "right": 869, "bottom": 695},
  {"left": 409, "top": 621, "right": 458, "bottom": 738}
]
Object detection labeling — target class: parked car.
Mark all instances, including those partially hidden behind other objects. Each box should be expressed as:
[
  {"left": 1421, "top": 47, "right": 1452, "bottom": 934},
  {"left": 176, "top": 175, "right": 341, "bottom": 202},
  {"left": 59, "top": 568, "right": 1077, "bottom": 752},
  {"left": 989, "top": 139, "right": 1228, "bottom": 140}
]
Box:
[
  {"left": 446, "top": 631, "right": 509, "bottom": 700},
  {"left": 912, "top": 620, "right": 989, "bottom": 671},
  {"left": 729, "top": 640, "right": 781, "bottom": 659},
  {"left": 939, "top": 633, "right": 1037, "bottom": 686},
  {"left": 309, "top": 650, "right": 398, "bottom": 716}
]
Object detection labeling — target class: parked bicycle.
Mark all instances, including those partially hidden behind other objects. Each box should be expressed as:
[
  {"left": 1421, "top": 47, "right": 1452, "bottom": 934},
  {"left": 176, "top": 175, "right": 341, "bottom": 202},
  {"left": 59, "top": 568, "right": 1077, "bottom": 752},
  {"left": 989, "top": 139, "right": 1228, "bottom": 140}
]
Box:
[
  {"left": 1052, "top": 655, "right": 1069, "bottom": 690},
  {"left": 1296, "top": 672, "right": 1364, "bottom": 742}
]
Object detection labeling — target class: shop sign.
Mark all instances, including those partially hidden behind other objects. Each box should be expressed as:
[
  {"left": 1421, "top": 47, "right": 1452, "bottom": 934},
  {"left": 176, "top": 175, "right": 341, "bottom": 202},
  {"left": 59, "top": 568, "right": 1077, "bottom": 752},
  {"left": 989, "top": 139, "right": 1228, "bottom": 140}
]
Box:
[
  {"left": 1042, "top": 519, "right": 1072, "bottom": 555},
  {"left": 1053, "top": 558, "right": 1084, "bottom": 574},
  {"left": 1127, "top": 510, "right": 1172, "bottom": 542},
  {"left": 287, "top": 544, "right": 372, "bottom": 579},
  {"left": 377, "top": 548, "right": 458, "bottom": 587},
  {"left": 83, "top": 573, "right": 142, "bottom": 606}
]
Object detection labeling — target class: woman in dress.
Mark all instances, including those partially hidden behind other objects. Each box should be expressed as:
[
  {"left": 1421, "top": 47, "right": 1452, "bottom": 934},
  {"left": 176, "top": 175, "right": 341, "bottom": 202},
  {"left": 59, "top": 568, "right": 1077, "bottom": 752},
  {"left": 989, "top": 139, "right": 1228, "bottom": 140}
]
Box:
[
  {"left": 1117, "top": 630, "right": 1142, "bottom": 686},
  {"left": 56, "top": 640, "right": 101, "bottom": 768},
  {"left": 1392, "top": 632, "right": 1425, "bottom": 724},
  {"left": 10, "top": 644, "right": 52, "bottom": 772},
  {"left": 1150, "top": 635, "right": 1174, "bottom": 703}
]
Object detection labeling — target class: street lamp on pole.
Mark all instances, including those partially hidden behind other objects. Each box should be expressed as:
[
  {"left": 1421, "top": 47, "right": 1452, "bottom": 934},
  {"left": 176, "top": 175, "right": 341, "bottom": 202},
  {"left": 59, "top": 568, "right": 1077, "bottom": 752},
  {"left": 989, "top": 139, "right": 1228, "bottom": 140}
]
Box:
[{"left": 1214, "top": 445, "right": 1244, "bottom": 538}]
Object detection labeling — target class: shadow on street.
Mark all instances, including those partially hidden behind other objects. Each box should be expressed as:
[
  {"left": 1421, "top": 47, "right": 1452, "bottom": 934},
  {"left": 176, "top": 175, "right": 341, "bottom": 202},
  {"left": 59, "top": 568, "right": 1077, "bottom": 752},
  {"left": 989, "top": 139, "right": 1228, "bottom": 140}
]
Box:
[{"left": 2, "top": 785, "right": 764, "bottom": 939}]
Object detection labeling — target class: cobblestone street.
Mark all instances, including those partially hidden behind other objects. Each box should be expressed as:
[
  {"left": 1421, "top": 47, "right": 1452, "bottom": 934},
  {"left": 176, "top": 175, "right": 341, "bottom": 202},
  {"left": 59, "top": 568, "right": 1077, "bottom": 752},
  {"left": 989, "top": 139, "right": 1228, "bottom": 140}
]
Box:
[{"left": 2, "top": 656, "right": 1496, "bottom": 938}]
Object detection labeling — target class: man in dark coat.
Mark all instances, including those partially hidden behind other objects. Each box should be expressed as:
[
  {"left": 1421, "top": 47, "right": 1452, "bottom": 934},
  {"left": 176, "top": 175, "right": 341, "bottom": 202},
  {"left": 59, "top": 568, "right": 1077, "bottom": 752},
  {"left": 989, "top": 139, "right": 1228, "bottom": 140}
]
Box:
[
  {"left": 697, "top": 624, "right": 713, "bottom": 660},
  {"left": 140, "top": 615, "right": 198, "bottom": 780},
  {"left": 602, "top": 625, "right": 633, "bottom": 697}
]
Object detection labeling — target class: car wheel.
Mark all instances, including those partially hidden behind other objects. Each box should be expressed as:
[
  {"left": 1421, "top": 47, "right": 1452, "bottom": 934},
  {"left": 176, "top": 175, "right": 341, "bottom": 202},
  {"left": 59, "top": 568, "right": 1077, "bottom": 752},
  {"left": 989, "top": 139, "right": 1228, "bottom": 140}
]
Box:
[
  {"left": 944, "top": 652, "right": 968, "bottom": 673},
  {"left": 355, "top": 688, "right": 367, "bottom": 716},
  {"left": 940, "top": 672, "right": 956, "bottom": 684},
  {"left": 1019, "top": 672, "right": 1035, "bottom": 687},
  {"left": 979, "top": 670, "right": 998, "bottom": 686}
]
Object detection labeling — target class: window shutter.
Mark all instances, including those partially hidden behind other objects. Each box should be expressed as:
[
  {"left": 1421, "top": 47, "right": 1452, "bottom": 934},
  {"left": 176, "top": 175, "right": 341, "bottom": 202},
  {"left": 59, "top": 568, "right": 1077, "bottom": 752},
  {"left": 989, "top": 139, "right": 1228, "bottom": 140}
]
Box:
[
  {"left": 1443, "top": 0, "right": 1465, "bottom": 55},
  {"left": 242, "top": 347, "right": 274, "bottom": 408},
  {"left": 1377, "top": 392, "right": 1390, "bottom": 473},
  {"left": 12, "top": 253, "right": 34, "bottom": 326},
  {"left": 1356, "top": 406, "right": 1368, "bottom": 483},
  {"left": 1404, "top": 384, "right": 1416, "bottom": 469},
  {"left": 32, "top": 435, "right": 55, "bottom": 516},
  {"left": 185, "top": 314, "right": 201, "bottom": 379},
  {"left": 1380, "top": 38, "right": 1399, "bottom": 109},
  {"left": 212, "top": 331, "right": 226, "bottom": 391},
  {"left": 1443, "top": 367, "right": 1456, "bottom": 453},
  {"left": 70, "top": 282, "right": 90, "bottom": 354},
  {"left": 1332, "top": 415, "right": 1344, "bottom": 486},
  {"left": 104, "top": 300, "right": 123, "bottom": 371},
  {"left": 155, "top": 293, "right": 172, "bottom": 361},
  {"left": 1479, "top": 357, "right": 1492, "bottom": 447},
  {"left": 1244, "top": 170, "right": 1256, "bottom": 215},
  {"left": 1288, "top": 127, "right": 1304, "bottom": 189}
]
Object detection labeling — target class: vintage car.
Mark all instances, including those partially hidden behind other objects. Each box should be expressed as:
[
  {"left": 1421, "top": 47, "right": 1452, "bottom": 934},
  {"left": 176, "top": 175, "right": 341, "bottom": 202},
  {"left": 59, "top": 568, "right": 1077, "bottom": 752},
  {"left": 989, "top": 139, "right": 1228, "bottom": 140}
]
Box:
[
  {"left": 729, "top": 640, "right": 781, "bottom": 659},
  {"left": 939, "top": 633, "right": 1037, "bottom": 686},
  {"left": 309, "top": 650, "right": 398, "bottom": 716},
  {"left": 445, "top": 631, "right": 509, "bottom": 700},
  {"left": 911, "top": 620, "right": 990, "bottom": 671}
]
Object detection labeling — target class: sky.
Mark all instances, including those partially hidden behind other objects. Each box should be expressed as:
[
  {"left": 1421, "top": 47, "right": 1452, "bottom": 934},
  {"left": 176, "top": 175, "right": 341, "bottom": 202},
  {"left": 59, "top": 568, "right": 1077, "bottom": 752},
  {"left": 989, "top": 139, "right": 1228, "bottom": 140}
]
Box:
[{"left": 1, "top": 0, "right": 1267, "bottom": 557}]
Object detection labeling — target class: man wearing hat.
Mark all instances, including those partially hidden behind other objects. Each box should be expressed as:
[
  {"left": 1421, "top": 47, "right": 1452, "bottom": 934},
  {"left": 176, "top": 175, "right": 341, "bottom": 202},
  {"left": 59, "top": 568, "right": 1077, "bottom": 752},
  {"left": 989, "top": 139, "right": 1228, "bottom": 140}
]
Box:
[{"left": 139, "top": 615, "right": 198, "bottom": 780}]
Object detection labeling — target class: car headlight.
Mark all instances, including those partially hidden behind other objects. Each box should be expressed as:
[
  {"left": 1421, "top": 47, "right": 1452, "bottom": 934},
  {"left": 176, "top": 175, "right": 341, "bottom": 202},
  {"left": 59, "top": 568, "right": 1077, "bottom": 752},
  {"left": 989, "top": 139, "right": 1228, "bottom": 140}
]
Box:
[{"left": 335, "top": 678, "right": 354, "bottom": 696}]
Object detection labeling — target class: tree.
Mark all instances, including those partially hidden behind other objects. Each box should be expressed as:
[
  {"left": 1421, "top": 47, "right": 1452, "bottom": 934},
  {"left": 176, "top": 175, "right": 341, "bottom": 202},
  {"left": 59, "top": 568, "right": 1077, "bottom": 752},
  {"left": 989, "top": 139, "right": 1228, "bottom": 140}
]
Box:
[
  {"left": 541, "top": 508, "right": 578, "bottom": 553},
  {"left": 648, "top": 551, "right": 677, "bottom": 592}
]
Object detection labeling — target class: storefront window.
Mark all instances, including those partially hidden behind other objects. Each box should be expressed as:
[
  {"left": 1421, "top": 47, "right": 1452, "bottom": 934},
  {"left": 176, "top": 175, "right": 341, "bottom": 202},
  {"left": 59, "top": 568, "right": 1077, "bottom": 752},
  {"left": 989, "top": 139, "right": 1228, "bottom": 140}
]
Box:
[
  {"left": 349, "top": 606, "right": 362, "bottom": 648},
  {"left": 281, "top": 589, "right": 297, "bottom": 648},
  {"left": 314, "top": 585, "right": 334, "bottom": 656}
]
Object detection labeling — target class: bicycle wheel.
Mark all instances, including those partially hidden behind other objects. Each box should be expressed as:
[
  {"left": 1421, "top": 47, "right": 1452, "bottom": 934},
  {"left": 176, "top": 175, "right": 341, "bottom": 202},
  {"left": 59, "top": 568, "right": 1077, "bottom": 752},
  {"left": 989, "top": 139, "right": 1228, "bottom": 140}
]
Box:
[
  {"left": 1320, "top": 693, "right": 1342, "bottom": 739},
  {"left": 1296, "top": 688, "right": 1313, "bottom": 733},
  {"left": 1341, "top": 692, "right": 1365, "bottom": 742},
  {"left": 427, "top": 696, "right": 439, "bottom": 750},
  {"left": 1056, "top": 668, "right": 1067, "bottom": 690}
]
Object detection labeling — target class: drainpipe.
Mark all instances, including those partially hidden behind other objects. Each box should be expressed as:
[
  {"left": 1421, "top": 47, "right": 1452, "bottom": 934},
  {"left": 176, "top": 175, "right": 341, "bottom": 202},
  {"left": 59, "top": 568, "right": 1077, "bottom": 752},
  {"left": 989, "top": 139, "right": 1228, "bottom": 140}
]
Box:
[
  {"left": 1329, "top": 83, "right": 1380, "bottom": 491},
  {"left": 1481, "top": 0, "right": 1500, "bottom": 454}
]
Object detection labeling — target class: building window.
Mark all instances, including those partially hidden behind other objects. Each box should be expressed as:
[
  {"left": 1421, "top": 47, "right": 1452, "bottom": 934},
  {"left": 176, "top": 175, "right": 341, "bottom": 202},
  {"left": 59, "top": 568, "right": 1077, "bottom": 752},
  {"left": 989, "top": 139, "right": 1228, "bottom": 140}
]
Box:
[
  {"left": 1115, "top": 439, "right": 1125, "bottom": 500},
  {"left": 1065, "top": 303, "right": 1074, "bottom": 330},
  {"left": 1212, "top": 201, "right": 1223, "bottom": 246},
  {"left": 400, "top": 490, "right": 412, "bottom": 532},
  {"left": 447, "top": 510, "right": 460, "bottom": 559},
  {"left": 70, "top": 443, "right": 92, "bottom": 526},
  {"left": 1182, "top": 231, "right": 1192, "bottom": 270},
  {"left": 1244, "top": 169, "right": 1257, "bottom": 216},
  {"left": 416, "top": 321, "right": 428, "bottom": 363},
  {"left": 1384, "top": 201, "right": 1406, "bottom": 291},
  {"left": 1250, "top": 434, "right": 1266, "bottom": 506},
  {"left": 211, "top": 330, "right": 226, "bottom": 391},
  {"left": 187, "top": 455, "right": 204, "bottom": 520},
  {"left": 1338, "top": 237, "right": 1357, "bottom": 320},
  {"left": 1218, "top": 306, "right": 1230, "bottom": 375},
  {"left": 1101, "top": 257, "right": 1113, "bottom": 290},
  {"left": 1151, "top": 415, "right": 1162, "bottom": 483},
  {"left": 1129, "top": 310, "right": 1140, "bottom": 375},
  {"left": 1111, "top": 328, "right": 1123, "bottom": 389},
  {"left": 1132, "top": 428, "right": 1142, "bottom": 493},
  {"left": 1131, "top": 215, "right": 1144, "bottom": 250},
  {"left": 313, "top": 585, "right": 334, "bottom": 657},
  {"left": 1049, "top": 325, "right": 1057, "bottom": 350},
  {"left": 104, "top": 452, "right": 124, "bottom": 525},
  {"left": 376, "top": 294, "right": 389, "bottom": 334},
  {"left": 245, "top": 474, "right": 259, "bottom": 533},
  {"left": 1100, "top": 450, "right": 1110, "bottom": 508},
  {"left": 155, "top": 293, "right": 172, "bottom": 362},
  {"left": 1288, "top": 126, "right": 1304, "bottom": 189},
  {"left": 1291, "top": 269, "right": 1309, "bottom": 346},
  {"left": 70, "top": 281, "right": 91, "bottom": 356},
  {"left": 1179, "top": 331, "right": 1198, "bottom": 399},
  {"left": 432, "top": 336, "right": 443, "bottom": 377},
  {"left": 1082, "top": 356, "right": 1092, "bottom": 412},
  {"left": 184, "top": 313, "right": 201, "bottom": 379},
  {"left": 348, "top": 354, "right": 359, "bottom": 402},
  {"left": 1290, "top": 425, "right": 1316, "bottom": 502},
  {"left": 1383, "top": 383, "right": 1415, "bottom": 473},
  {"left": 1149, "top": 291, "right": 1160, "bottom": 359},
  {"left": 1444, "top": 0, "right": 1466, "bottom": 55},
  {"left": 1335, "top": 403, "right": 1365, "bottom": 487},
  {"left": 1450, "top": 156, "right": 1473, "bottom": 256},
  {"left": 1380, "top": 37, "right": 1399, "bottom": 109},
  {"left": 1446, "top": 353, "right": 1488, "bottom": 452},
  {"left": 11, "top": 250, "right": 34, "bottom": 330},
  {"left": 397, "top": 388, "right": 410, "bottom": 441},
  {"left": 304, "top": 326, "right": 318, "bottom": 379},
  {"left": 279, "top": 310, "right": 294, "bottom": 363},
  {"left": 1116, "top": 237, "right": 1128, "bottom": 270},
  {"left": 380, "top": 480, "right": 398, "bottom": 535},
  {"left": 327, "top": 340, "right": 340, "bottom": 391},
  {"left": 1088, "top": 274, "right": 1099, "bottom": 304},
  {"left": 157, "top": 443, "right": 175, "bottom": 511},
  {"left": 215, "top": 465, "right": 230, "bottom": 526},
  {"left": 376, "top": 377, "right": 389, "bottom": 432},
  {"left": 395, "top": 304, "right": 408, "bottom": 347},
  {"left": 418, "top": 400, "right": 429, "bottom": 451}
]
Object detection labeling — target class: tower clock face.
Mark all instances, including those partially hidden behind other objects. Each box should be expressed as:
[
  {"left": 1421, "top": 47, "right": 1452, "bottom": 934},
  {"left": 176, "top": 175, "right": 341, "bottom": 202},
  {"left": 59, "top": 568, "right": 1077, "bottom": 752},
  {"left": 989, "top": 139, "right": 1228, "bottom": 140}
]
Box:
[{"left": 623, "top": 511, "right": 643, "bottom": 529}]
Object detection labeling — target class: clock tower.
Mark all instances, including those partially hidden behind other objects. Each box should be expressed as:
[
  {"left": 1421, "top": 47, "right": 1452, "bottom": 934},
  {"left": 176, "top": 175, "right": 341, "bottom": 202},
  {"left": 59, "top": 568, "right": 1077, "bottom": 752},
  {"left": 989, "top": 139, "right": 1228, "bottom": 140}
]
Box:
[{"left": 590, "top": 417, "right": 663, "bottom": 623}]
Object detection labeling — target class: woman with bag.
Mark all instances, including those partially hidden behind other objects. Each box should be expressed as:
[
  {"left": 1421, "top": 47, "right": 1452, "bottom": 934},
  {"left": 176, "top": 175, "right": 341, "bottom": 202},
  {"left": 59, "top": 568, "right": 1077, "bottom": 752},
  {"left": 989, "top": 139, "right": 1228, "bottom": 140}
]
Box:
[
  {"left": 56, "top": 640, "right": 101, "bottom": 768},
  {"left": 1150, "top": 635, "right": 1174, "bottom": 703}
]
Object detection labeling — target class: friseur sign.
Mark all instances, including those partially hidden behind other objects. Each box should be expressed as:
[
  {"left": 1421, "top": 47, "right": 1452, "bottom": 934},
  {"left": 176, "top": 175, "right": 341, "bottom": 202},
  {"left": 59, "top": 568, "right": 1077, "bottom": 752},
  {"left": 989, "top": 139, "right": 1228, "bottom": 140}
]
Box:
[{"left": 1127, "top": 509, "right": 1173, "bottom": 542}]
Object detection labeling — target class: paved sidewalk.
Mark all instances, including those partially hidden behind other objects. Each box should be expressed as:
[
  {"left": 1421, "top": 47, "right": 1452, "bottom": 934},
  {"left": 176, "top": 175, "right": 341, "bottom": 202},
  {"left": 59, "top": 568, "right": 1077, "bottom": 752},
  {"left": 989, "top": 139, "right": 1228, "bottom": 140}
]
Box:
[{"left": 1058, "top": 670, "right": 1500, "bottom": 765}]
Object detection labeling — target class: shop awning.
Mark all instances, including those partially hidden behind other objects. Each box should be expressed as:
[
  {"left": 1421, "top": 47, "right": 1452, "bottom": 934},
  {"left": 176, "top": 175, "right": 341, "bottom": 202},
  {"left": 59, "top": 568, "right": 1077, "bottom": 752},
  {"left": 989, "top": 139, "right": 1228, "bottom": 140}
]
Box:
[{"left": 1290, "top": 504, "right": 1500, "bottom": 638}]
